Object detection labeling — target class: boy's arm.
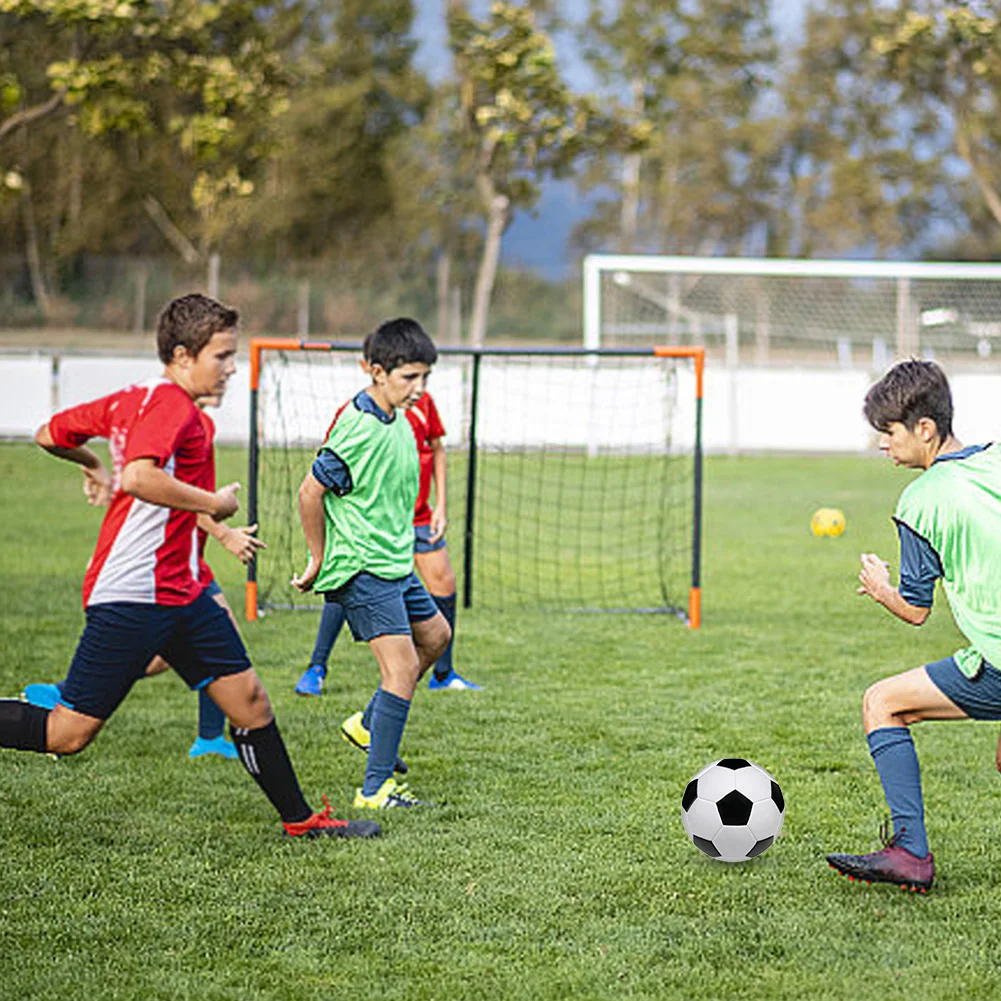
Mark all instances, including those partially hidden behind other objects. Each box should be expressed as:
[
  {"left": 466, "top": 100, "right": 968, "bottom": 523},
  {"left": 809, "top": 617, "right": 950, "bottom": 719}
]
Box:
[
  {"left": 196, "top": 514, "right": 266, "bottom": 566},
  {"left": 121, "top": 458, "right": 239, "bottom": 521},
  {"left": 429, "top": 437, "right": 447, "bottom": 542},
  {"left": 35, "top": 422, "right": 113, "bottom": 507},
  {"left": 292, "top": 472, "right": 327, "bottom": 592},
  {"left": 856, "top": 553, "right": 931, "bottom": 625}
]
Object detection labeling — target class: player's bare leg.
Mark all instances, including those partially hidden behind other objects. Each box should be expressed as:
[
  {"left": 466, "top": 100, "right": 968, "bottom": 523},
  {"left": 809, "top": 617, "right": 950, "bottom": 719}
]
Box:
[
  {"left": 416, "top": 549, "right": 479, "bottom": 691},
  {"left": 827, "top": 666, "right": 964, "bottom": 892}
]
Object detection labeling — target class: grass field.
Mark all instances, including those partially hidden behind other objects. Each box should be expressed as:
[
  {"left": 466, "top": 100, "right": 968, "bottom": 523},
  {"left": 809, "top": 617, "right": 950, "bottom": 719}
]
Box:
[{"left": 2, "top": 442, "right": 1001, "bottom": 1001}]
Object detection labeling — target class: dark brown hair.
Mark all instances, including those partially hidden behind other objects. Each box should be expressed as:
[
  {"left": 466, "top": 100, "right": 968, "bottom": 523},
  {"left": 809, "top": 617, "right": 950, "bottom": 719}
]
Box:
[
  {"left": 156, "top": 294, "right": 239, "bottom": 365},
  {"left": 367, "top": 317, "right": 436, "bottom": 373},
  {"left": 863, "top": 359, "right": 953, "bottom": 439}
]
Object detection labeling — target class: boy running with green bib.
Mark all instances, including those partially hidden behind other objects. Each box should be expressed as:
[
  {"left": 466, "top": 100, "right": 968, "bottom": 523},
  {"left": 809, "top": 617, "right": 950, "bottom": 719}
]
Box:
[
  {"left": 827, "top": 360, "right": 1001, "bottom": 893},
  {"left": 293, "top": 318, "right": 450, "bottom": 809}
]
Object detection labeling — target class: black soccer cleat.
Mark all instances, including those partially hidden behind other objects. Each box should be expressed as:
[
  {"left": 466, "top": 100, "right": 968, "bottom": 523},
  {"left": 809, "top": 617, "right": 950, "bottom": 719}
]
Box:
[{"left": 827, "top": 823, "right": 933, "bottom": 893}]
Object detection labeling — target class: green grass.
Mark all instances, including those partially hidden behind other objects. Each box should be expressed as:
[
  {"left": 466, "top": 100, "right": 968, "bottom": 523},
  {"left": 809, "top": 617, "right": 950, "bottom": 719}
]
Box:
[{"left": 2, "top": 443, "right": 1000, "bottom": 1000}]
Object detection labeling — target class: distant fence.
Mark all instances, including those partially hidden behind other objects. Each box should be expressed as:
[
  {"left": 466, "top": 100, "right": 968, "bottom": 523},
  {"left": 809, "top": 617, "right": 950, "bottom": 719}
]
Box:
[{"left": 2, "top": 349, "right": 998, "bottom": 452}]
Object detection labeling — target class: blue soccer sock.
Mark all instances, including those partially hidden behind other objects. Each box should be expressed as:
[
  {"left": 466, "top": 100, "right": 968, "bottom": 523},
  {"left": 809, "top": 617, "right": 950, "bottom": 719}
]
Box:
[
  {"left": 431, "top": 592, "right": 456, "bottom": 681},
  {"left": 867, "top": 726, "right": 930, "bottom": 858},
  {"left": 310, "top": 602, "right": 346, "bottom": 671},
  {"left": 361, "top": 691, "right": 377, "bottom": 731},
  {"left": 362, "top": 689, "right": 411, "bottom": 796},
  {"left": 197, "top": 688, "right": 226, "bottom": 741}
]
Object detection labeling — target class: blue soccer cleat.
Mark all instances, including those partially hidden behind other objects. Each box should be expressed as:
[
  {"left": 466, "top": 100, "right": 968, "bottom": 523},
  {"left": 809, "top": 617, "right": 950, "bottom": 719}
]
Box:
[
  {"left": 428, "top": 670, "right": 482, "bottom": 691},
  {"left": 188, "top": 735, "right": 239, "bottom": 760},
  {"left": 294, "top": 664, "right": 326, "bottom": 697},
  {"left": 22, "top": 682, "right": 63, "bottom": 710}
]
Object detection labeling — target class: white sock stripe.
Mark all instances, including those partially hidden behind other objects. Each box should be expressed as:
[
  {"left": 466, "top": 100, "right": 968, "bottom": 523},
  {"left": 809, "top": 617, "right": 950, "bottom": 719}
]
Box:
[{"left": 239, "top": 744, "right": 260, "bottom": 775}]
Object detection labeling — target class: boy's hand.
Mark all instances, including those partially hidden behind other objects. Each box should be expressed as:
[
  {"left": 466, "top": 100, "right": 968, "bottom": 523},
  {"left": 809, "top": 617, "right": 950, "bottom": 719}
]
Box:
[
  {"left": 429, "top": 508, "right": 447, "bottom": 543},
  {"left": 212, "top": 482, "right": 240, "bottom": 521},
  {"left": 856, "top": 553, "right": 892, "bottom": 602},
  {"left": 220, "top": 524, "right": 266, "bottom": 565},
  {"left": 291, "top": 556, "right": 321, "bottom": 593},
  {"left": 995, "top": 728, "right": 1001, "bottom": 774},
  {"left": 82, "top": 465, "right": 113, "bottom": 507}
]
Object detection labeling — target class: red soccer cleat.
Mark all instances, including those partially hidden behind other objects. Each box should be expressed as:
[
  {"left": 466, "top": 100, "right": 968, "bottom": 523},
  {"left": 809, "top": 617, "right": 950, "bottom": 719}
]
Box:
[
  {"left": 283, "top": 795, "right": 382, "bottom": 840},
  {"left": 826, "top": 822, "right": 933, "bottom": 893}
]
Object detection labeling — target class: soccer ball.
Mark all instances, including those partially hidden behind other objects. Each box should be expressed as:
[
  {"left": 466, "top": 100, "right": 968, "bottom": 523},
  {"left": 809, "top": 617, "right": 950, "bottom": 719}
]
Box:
[
  {"left": 811, "top": 507, "right": 846, "bottom": 537},
  {"left": 681, "top": 759, "right": 785, "bottom": 862}
]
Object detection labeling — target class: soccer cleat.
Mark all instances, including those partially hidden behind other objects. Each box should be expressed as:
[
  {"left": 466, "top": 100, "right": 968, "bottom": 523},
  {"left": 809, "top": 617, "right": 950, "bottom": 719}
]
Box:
[
  {"left": 826, "top": 822, "right": 934, "bottom": 893},
  {"left": 428, "top": 670, "right": 482, "bottom": 691},
  {"left": 339, "top": 711, "right": 408, "bottom": 774},
  {"left": 21, "top": 682, "right": 63, "bottom": 711},
  {"left": 353, "top": 776, "right": 429, "bottom": 810},
  {"left": 294, "top": 664, "right": 326, "bottom": 697},
  {"left": 188, "top": 735, "right": 239, "bottom": 760},
  {"left": 283, "top": 795, "right": 381, "bottom": 840}
]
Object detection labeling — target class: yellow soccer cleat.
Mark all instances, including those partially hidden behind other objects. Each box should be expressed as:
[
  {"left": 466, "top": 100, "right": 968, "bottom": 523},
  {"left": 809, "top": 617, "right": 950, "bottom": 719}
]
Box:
[
  {"left": 353, "top": 776, "right": 430, "bottom": 810},
  {"left": 340, "top": 711, "right": 408, "bottom": 774}
]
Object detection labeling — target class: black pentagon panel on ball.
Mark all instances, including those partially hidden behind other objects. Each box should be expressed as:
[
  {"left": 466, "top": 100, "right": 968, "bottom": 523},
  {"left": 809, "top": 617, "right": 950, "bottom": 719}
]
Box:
[
  {"left": 716, "top": 789, "right": 753, "bottom": 826},
  {"left": 770, "top": 780, "right": 785, "bottom": 812},
  {"left": 682, "top": 779, "right": 699, "bottom": 812},
  {"left": 692, "top": 835, "right": 721, "bottom": 858},
  {"left": 717, "top": 758, "right": 750, "bottom": 770},
  {"left": 747, "top": 836, "right": 774, "bottom": 858}
]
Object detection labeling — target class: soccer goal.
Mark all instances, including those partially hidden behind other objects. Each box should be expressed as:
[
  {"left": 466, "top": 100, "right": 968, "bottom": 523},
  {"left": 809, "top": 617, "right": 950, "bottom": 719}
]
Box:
[
  {"left": 246, "top": 340, "right": 704, "bottom": 626},
  {"left": 584, "top": 254, "right": 1001, "bottom": 364}
]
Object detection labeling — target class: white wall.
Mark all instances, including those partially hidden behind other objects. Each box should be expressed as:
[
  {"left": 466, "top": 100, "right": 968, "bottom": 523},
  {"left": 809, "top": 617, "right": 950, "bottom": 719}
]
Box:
[{"left": 2, "top": 350, "right": 998, "bottom": 452}]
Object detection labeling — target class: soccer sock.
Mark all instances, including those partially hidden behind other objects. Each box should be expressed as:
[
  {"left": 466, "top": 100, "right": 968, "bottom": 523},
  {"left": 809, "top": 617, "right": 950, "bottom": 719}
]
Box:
[
  {"left": 230, "top": 719, "right": 311, "bottom": 824},
  {"left": 0, "top": 699, "right": 49, "bottom": 752},
  {"left": 867, "top": 726, "right": 930, "bottom": 858},
  {"left": 431, "top": 592, "right": 456, "bottom": 681},
  {"left": 362, "top": 689, "right": 411, "bottom": 797},
  {"left": 197, "top": 689, "right": 226, "bottom": 741},
  {"left": 310, "top": 602, "right": 346, "bottom": 672},
  {"left": 361, "top": 691, "right": 377, "bottom": 731}
]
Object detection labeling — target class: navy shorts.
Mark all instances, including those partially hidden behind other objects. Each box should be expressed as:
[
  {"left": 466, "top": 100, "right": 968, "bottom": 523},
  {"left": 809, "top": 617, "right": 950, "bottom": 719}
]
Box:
[
  {"left": 925, "top": 655, "right": 1001, "bottom": 720},
  {"left": 60, "top": 592, "right": 251, "bottom": 719},
  {"left": 414, "top": 523, "right": 447, "bottom": 555},
  {"left": 323, "top": 571, "right": 439, "bottom": 642},
  {"left": 204, "top": 579, "right": 223, "bottom": 599}
]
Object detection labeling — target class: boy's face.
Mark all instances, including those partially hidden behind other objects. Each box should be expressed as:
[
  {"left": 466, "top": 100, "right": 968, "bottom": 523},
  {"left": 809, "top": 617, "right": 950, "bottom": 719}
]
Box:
[
  {"left": 372, "top": 361, "right": 430, "bottom": 410},
  {"left": 878, "top": 419, "right": 935, "bottom": 468},
  {"left": 174, "top": 329, "right": 238, "bottom": 400}
]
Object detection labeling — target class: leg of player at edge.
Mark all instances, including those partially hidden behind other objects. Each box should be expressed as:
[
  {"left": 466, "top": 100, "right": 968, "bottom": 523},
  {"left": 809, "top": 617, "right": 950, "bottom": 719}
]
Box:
[
  {"left": 415, "top": 546, "right": 480, "bottom": 692},
  {"left": 826, "top": 666, "right": 966, "bottom": 893},
  {"left": 295, "top": 600, "right": 345, "bottom": 697}
]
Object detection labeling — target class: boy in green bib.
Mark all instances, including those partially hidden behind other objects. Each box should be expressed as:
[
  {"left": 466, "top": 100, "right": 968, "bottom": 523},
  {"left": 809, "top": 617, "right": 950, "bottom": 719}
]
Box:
[
  {"left": 827, "top": 360, "right": 1001, "bottom": 893},
  {"left": 293, "top": 318, "right": 450, "bottom": 809}
]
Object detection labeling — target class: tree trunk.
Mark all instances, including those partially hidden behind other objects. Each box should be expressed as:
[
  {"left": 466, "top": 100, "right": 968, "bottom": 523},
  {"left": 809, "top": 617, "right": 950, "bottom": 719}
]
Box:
[
  {"left": 619, "top": 78, "right": 644, "bottom": 251},
  {"left": 955, "top": 121, "right": 1001, "bottom": 230},
  {"left": 436, "top": 249, "right": 452, "bottom": 343},
  {"left": 468, "top": 172, "right": 510, "bottom": 347},
  {"left": 21, "top": 186, "right": 51, "bottom": 318}
]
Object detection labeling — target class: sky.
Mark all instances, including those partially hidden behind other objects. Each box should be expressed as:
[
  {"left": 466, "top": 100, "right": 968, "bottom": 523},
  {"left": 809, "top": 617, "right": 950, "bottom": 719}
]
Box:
[{"left": 409, "top": 1, "right": 811, "bottom": 277}]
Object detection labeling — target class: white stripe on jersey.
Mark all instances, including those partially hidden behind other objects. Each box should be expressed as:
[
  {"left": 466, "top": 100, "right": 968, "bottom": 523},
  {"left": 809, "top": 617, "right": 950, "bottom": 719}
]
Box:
[{"left": 87, "top": 454, "right": 175, "bottom": 606}]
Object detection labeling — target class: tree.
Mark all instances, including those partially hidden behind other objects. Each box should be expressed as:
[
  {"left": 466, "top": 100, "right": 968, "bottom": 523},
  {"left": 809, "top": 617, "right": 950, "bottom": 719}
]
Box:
[
  {"left": 576, "top": 0, "right": 776, "bottom": 256},
  {"left": 0, "top": 0, "right": 293, "bottom": 311},
  {"left": 448, "top": 1, "right": 647, "bottom": 345},
  {"left": 873, "top": 3, "right": 1001, "bottom": 242}
]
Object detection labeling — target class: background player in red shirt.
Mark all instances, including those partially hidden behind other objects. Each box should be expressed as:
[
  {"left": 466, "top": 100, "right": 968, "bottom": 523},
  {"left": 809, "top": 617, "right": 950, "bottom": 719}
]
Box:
[
  {"left": 0, "top": 294, "right": 378, "bottom": 841},
  {"left": 20, "top": 395, "right": 265, "bottom": 760},
  {"left": 294, "top": 346, "right": 480, "bottom": 699}
]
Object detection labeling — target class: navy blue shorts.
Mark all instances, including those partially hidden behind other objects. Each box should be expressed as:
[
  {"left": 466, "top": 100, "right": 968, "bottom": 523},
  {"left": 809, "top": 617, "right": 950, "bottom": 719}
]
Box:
[
  {"left": 204, "top": 579, "right": 223, "bottom": 599},
  {"left": 60, "top": 592, "right": 251, "bottom": 719},
  {"left": 414, "top": 524, "right": 447, "bottom": 554},
  {"left": 925, "top": 655, "right": 1001, "bottom": 720},
  {"left": 323, "top": 571, "right": 439, "bottom": 642}
]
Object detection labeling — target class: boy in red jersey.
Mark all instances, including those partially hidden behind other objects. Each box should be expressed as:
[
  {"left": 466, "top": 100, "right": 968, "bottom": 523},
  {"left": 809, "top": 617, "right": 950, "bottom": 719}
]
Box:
[
  {"left": 0, "top": 294, "right": 378, "bottom": 841},
  {"left": 21, "top": 395, "right": 263, "bottom": 760},
  {"left": 295, "top": 345, "right": 480, "bottom": 698}
]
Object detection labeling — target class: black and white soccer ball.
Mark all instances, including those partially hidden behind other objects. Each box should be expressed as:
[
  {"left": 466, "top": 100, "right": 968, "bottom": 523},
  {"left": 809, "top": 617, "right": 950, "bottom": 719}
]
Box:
[{"left": 681, "top": 759, "right": 785, "bottom": 862}]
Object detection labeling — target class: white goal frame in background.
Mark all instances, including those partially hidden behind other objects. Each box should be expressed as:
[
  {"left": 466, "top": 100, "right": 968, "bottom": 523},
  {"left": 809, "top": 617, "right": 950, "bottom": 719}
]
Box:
[{"left": 583, "top": 254, "right": 1001, "bottom": 360}]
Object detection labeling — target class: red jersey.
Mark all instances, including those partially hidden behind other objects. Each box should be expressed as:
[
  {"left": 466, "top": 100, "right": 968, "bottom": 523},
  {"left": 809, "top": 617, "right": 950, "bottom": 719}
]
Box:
[
  {"left": 48, "top": 378, "right": 213, "bottom": 608},
  {"left": 195, "top": 407, "right": 216, "bottom": 588},
  {"left": 321, "top": 391, "right": 444, "bottom": 526},
  {"left": 405, "top": 393, "right": 445, "bottom": 527}
]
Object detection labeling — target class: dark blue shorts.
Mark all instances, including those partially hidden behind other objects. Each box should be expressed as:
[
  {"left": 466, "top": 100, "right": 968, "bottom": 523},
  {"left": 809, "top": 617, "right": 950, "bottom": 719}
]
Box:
[
  {"left": 204, "top": 579, "right": 223, "bottom": 599},
  {"left": 60, "top": 592, "right": 252, "bottom": 719},
  {"left": 925, "top": 655, "right": 1001, "bottom": 720},
  {"left": 323, "top": 571, "right": 439, "bottom": 642},
  {"left": 414, "top": 523, "right": 447, "bottom": 554}
]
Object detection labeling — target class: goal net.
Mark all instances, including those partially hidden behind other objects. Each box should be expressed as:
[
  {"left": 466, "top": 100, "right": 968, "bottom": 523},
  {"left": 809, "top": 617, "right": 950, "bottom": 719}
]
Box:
[
  {"left": 584, "top": 254, "right": 1001, "bottom": 365},
  {"left": 247, "top": 341, "right": 704, "bottom": 625}
]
